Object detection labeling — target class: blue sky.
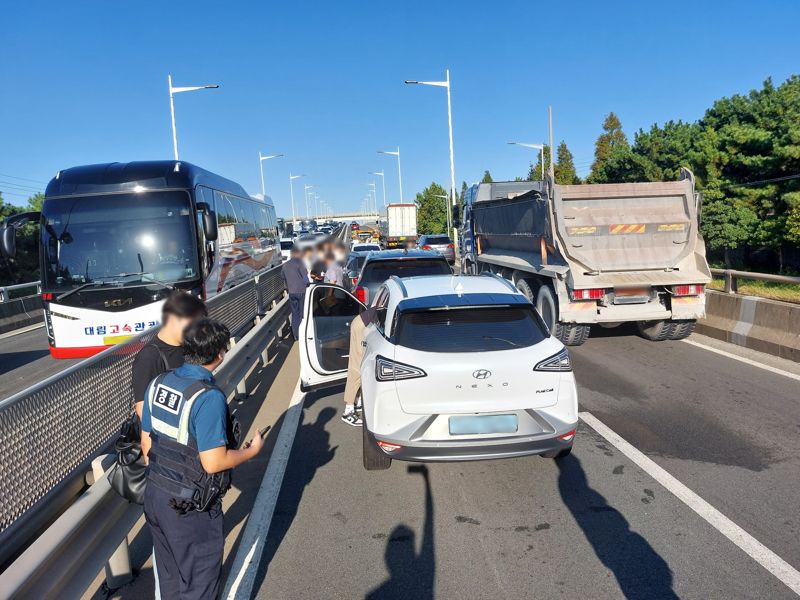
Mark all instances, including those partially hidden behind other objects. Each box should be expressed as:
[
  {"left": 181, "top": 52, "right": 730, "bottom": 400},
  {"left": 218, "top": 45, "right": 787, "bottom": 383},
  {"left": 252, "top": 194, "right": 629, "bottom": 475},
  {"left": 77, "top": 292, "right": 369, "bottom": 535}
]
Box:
[{"left": 1, "top": 1, "right": 798, "bottom": 217}]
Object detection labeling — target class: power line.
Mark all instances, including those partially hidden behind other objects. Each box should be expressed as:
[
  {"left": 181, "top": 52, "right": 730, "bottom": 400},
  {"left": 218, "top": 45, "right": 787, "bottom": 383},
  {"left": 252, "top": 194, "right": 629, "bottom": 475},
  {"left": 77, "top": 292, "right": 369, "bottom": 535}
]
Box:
[
  {"left": 724, "top": 174, "right": 800, "bottom": 188},
  {"left": 0, "top": 172, "right": 48, "bottom": 185},
  {"left": 0, "top": 180, "right": 43, "bottom": 193}
]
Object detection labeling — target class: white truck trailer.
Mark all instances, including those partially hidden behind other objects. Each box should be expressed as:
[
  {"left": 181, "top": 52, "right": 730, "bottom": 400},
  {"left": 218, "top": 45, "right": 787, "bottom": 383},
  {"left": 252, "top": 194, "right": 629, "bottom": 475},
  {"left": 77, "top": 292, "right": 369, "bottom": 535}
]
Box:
[{"left": 384, "top": 203, "right": 418, "bottom": 249}]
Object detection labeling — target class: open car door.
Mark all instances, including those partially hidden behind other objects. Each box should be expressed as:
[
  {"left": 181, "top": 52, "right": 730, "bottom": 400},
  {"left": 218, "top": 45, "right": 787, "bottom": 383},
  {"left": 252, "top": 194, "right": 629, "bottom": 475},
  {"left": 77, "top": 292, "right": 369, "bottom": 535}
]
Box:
[{"left": 300, "top": 284, "right": 366, "bottom": 392}]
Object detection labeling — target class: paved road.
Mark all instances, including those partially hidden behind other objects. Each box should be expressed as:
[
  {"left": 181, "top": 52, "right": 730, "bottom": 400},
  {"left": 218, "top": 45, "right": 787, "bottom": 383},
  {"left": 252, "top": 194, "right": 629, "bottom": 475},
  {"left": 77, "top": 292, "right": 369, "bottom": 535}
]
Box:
[
  {"left": 249, "top": 330, "right": 799, "bottom": 599},
  {"left": 0, "top": 325, "right": 79, "bottom": 400}
]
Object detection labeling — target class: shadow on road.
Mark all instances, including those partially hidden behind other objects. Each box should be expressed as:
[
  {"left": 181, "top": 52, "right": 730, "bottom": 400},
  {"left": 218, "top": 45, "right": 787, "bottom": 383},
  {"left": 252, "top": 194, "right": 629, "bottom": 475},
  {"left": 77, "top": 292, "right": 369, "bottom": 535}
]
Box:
[
  {"left": 557, "top": 454, "right": 678, "bottom": 600},
  {"left": 0, "top": 349, "right": 51, "bottom": 376},
  {"left": 250, "top": 400, "right": 338, "bottom": 593},
  {"left": 366, "top": 464, "right": 435, "bottom": 600}
]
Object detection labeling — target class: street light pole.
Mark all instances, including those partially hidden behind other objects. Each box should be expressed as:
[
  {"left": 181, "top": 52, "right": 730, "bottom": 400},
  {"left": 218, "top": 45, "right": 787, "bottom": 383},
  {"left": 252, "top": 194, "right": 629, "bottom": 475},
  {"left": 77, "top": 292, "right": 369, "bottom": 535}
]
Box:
[
  {"left": 367, "top": 183, "right": 377, "bottom": 215},
  {"left": 369, "top": 170, "right": 387, "bottom": 208},
  {"left": 289, "top": 174, "right": 304, "bottom": 229},
  {"left": 405, "top": 69, "right": 458, "bottom": 245},
  {"left": 168, "top": 74, "right": 219, "bottom": 161},
  {"left": 258, "top": 152, "right": 284, "bottom": 198},
  {"left": 378, "top": 147, "right": 403, "bottom": 203},
  {"left": 508, "top": 142, "right": 545, "bottom": 180},
  {"left": 304, "top": 184, "right": 313, "bottom": 219}
]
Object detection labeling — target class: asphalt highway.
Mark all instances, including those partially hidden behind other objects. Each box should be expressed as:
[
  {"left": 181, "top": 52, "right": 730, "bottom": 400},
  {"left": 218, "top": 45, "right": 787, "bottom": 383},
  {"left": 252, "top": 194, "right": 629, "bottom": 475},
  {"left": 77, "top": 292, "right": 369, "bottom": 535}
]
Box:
[
  {"left": 249, "top": 330, "right": 799, "bottom": 599},
  {"left": 0, "top": 325, "right": 78, "bottom": 400}
]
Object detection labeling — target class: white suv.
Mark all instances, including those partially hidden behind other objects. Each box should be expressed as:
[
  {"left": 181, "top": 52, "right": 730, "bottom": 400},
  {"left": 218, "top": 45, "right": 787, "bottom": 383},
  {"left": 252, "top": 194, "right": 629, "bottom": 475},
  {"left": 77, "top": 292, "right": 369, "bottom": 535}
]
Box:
[{"left": 299, "top": 274, "right": 579, "bottom": 470}]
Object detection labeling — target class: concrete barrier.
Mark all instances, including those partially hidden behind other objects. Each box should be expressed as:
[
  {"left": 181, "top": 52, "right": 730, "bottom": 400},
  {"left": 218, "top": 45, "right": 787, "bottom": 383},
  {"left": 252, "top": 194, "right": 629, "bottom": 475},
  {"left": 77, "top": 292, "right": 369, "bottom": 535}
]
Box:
[
  {"left": 0, "top": 296, "right": 43, "bottom": 335},
  {"left": 697, "top": 290, "right": 800, "bottom": 362}
]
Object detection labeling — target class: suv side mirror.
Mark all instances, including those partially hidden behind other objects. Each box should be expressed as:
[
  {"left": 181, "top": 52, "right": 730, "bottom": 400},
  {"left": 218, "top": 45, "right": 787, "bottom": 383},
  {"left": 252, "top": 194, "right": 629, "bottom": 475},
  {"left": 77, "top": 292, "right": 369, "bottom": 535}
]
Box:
[
  {"left": 197, "top": 202, "right": 218, "bottom": 241},
  {"left": 451, "top": 205, "right": 461, "bottom": 229}
]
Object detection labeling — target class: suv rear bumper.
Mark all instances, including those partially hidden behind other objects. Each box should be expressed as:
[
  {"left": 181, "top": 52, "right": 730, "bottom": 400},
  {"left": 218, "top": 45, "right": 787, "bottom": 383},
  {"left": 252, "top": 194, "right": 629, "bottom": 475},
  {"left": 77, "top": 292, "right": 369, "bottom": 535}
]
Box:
[{"left": 372, "top": 427, "right": 576, "bottom": 462}]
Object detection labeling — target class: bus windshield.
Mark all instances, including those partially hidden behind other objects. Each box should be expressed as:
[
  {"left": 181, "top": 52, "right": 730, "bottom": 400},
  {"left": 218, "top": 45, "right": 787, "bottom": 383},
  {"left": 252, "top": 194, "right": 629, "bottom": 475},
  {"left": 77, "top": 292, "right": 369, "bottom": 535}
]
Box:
[{"left": 41, "top": 191, "right": 200, "bottom": 291}]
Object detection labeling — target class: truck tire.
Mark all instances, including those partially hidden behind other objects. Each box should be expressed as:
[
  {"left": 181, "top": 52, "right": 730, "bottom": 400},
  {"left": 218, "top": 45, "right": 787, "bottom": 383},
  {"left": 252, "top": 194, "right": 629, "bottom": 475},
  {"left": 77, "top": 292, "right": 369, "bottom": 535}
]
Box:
[
  {"left": 535, "top": 285, "right": 590, "bottom": 346},
  {"left": 636, "top": 320, "right": 672, "bottom": 341},
  {"left": 515, "top": 277, "right": 536, "bottom": 302},
  {"left": 363, "top": 426, "right": 392, "bottom": 471},
  {"left": 667, "top": 319, "right": 696, "bottom": 340}
]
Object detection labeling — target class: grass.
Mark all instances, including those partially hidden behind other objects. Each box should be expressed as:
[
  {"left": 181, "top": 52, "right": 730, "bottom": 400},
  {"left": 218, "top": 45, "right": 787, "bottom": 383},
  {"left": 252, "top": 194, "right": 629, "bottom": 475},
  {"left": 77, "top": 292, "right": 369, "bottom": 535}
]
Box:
[{"left": 708, "top": 277, "right": 800, "bottom": 304}]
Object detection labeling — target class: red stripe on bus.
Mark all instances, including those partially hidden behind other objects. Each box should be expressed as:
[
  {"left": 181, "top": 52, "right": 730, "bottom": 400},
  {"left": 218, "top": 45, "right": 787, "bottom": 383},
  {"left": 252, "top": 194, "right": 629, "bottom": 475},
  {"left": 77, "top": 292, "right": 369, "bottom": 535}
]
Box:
[{"left": 49, "top": 345, "right": 111, "bottom": 359}]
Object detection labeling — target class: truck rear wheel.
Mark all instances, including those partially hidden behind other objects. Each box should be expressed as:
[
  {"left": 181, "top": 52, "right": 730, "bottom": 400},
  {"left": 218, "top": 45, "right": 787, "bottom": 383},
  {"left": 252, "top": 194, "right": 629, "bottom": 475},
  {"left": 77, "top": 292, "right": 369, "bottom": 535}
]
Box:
[
  {"left": 534, "top": 284, "right": 590, "bottom": 346},
  {"left": 515, "top": 277, "right": 535, "bottom": 302},
  {"left": 636, "top": 320, "right": 672, "bottom": 341},
  {"left": 667, "top": 320, "right": 696, "bottom": 340}
]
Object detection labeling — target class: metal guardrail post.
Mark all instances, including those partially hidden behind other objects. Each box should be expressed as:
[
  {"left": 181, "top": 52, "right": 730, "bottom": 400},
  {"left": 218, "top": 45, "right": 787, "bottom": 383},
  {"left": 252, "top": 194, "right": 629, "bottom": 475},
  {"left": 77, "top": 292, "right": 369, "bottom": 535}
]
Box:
[
  {"left": 105, "top": 539, "right": 134, "bottom": 589},
  {"left": 724, "top": 270, "right": 736, "bottom": 294}
]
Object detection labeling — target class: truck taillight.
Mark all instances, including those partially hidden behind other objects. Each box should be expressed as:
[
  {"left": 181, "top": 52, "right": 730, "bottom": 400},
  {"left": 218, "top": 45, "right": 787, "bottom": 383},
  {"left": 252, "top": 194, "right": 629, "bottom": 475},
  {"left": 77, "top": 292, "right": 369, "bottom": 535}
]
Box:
[
  {"left": 42, "top": 292, "right": 53, "bottom": 301},
  {"left": 673, "top": 284, "right": 704, "bottom": 296},
  {"left": 355, "top": 286, "right": 368, "bottom": 304},
  {"left": 572, "top": 288, "right": 605, "bottom": 301}
]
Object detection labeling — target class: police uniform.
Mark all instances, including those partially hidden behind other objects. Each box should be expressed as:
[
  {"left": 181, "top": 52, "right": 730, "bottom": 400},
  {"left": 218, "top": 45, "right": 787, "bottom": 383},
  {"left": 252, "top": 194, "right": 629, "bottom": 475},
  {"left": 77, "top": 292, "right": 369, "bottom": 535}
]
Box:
[{"left": 141, "top": 363, "right": 234, "bottom": 600}]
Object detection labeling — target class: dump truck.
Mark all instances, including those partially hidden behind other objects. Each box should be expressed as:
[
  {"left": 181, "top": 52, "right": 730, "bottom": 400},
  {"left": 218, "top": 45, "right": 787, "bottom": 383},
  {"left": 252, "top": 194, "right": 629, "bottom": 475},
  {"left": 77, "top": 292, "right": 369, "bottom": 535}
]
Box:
[
  {"left": 455, "top": 169, "right": 711, "bottom": 345},
  {"left": 384, "top": 203, "right": 417, "bottom": 249}
]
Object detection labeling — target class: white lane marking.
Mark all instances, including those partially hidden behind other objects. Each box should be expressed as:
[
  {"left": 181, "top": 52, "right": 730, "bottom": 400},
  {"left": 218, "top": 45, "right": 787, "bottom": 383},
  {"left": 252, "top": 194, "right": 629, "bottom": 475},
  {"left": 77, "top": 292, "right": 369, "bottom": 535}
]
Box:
[
  {"left": 579, "top": 411, "right": 800, "bottom": 596},
  {"left": 0, "top": 322, "right": 44, "bottom": 340},
  {"left": 223, "top": 380, "right": 305, "bottom": 600},
  {"left": 682, "top": 338, "right": 800, "bottom": 382}
]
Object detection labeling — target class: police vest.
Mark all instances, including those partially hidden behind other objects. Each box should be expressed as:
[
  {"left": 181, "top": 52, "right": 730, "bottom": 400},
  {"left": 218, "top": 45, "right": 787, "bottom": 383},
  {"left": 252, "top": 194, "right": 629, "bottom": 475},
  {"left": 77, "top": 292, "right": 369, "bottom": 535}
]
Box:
[{"left": 146, "top": 371, "right": 238, "bottom": 512}]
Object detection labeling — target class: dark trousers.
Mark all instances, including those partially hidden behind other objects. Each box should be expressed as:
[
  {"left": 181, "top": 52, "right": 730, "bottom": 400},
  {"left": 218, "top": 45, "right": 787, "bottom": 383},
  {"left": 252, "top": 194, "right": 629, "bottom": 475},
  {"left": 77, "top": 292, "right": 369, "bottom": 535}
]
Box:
[
  {"left": 289, "top": 291, "right": 306, "bottom": 340},
  {"left": 144, "top": 486, "right": 223, "bottom": 600}
]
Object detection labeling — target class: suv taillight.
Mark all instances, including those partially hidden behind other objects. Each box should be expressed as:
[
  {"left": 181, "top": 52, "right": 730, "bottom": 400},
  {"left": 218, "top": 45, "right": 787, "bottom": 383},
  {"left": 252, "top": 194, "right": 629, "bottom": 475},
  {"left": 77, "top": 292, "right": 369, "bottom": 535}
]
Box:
[
  {"left": 447, "top": 243, "right": 454, "bottom": 249},
  {"left": 673, "top": 284, "right": 704, "bottom": 296},
  {"left": 421, "top": 245, "right": 432, "bottom": 250},
  {"left": 355, "top": 286, "right": 368, "bottom": 304}
]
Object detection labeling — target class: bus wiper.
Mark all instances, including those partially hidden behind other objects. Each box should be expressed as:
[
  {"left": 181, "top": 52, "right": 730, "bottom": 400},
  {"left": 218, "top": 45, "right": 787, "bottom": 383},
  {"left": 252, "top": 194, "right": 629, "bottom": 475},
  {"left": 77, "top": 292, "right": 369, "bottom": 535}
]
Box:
[
  {"left": 56, "top": 279, "right": 117, "bottom": 301},
  {"left": 482, "top": 335, "right": 522, "bottom": 347},
  {"left": 110, "top": 272, "right": 175, "bottom": 291}
]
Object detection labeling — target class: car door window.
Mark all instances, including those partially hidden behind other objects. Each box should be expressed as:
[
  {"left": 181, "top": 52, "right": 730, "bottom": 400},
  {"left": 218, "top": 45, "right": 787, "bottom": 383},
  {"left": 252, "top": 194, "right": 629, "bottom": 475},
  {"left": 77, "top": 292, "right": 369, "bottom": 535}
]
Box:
[
  {"left": 373, "top": 286, "right": 390, "bottom": 335},
  {"left": 311, "top": 285, "right": 362, "bottom": 372}
]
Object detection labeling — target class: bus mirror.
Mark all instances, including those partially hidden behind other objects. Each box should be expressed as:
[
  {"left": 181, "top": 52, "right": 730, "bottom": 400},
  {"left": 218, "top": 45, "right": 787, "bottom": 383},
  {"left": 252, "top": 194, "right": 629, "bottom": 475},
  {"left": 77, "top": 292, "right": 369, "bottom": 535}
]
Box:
[
  {"left": 451, "top": 205, "right": 461, "bottom": 229},
  {"left": 1, "top": 226, "right": 15, "bottom": 258},
  {"left": 197, "top": 202, "right": 218, "bottom": 241}
]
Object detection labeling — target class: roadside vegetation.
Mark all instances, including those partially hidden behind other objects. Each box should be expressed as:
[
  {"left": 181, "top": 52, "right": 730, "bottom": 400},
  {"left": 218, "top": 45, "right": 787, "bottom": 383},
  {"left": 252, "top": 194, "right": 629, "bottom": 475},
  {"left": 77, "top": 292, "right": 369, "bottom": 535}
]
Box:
[{"left": 708, "top": 276, "right": 800, "bottom": 304}]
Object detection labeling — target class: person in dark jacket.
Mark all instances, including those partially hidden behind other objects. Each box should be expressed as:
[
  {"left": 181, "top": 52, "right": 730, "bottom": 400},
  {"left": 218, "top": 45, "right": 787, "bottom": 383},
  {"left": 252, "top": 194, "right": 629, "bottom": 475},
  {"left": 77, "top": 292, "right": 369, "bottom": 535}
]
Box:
[{"left": 281, "top": 245, "right": 310, "bottom": 340}]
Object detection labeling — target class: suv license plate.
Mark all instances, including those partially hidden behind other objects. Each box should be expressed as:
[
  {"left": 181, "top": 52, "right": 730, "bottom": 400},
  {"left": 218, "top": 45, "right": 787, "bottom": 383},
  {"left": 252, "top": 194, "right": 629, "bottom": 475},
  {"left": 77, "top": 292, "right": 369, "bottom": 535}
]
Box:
[{"left": 449, "top": 414, "right": 518, "bottom": 435}]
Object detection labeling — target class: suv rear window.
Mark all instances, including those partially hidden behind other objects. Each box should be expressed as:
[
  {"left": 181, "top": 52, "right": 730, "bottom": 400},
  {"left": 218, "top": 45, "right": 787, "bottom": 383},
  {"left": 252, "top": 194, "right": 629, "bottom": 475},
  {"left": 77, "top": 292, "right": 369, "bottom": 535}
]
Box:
[
  {"left": 424, "top": 235, "right": 451, "bottom": 245},
  {"left": 394, "top": 306, "right": 547, "bottom": 352},
  {"left": 361, "top": 259, "right": 450, "bottom": 283},
  {"left": 280, "top": 240, "right": 293, "bottom": 250}
]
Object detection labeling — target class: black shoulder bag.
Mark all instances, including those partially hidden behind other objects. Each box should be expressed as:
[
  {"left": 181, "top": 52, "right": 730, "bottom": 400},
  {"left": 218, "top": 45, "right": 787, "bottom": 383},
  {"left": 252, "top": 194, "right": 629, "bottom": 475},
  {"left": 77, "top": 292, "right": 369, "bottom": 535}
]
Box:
[{"left": 107, "top": 344, "right": 170, "bottom": 504}]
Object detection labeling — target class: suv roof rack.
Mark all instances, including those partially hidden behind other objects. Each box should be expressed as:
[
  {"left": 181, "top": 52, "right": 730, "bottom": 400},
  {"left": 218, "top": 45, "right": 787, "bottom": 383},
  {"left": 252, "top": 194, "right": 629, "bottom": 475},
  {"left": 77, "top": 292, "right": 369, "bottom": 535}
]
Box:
[
  {"left": 480, "top": 271, "right": 518, "bottom": 293},
  {"left": 390, "top": 275, "right": 409, "bottom": 298}
]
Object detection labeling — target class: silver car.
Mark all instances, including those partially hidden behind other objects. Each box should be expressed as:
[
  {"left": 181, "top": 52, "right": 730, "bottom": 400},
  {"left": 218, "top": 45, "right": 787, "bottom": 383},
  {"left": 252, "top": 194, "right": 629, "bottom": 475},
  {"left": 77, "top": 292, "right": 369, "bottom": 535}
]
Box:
[{"left": 418, "top": 234, "right": 455, "bottom": 263}]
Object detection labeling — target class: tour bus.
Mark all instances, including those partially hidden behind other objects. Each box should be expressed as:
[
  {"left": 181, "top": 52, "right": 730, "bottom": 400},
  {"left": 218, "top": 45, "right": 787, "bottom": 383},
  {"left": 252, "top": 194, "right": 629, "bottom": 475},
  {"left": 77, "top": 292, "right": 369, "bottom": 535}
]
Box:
[{"left": 0, "top": 161, "right": 281, "bottom": 358}]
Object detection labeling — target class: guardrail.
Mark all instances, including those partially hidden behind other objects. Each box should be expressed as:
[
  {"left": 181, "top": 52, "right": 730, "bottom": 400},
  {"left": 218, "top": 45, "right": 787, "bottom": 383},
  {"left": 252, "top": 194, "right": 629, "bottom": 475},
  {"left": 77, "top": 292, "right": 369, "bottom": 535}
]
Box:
[
  {"left": 0, "top": 264, "right": 287, "bottom": 570},
  {"left": 0, "top": 282, "right": 40, "bottom": 303},
  {"left": 0, "top": 295, "right": 292, "bottom": 599},
  {"left": 711, "top": 268, "right": 800, "bottom": 294}
]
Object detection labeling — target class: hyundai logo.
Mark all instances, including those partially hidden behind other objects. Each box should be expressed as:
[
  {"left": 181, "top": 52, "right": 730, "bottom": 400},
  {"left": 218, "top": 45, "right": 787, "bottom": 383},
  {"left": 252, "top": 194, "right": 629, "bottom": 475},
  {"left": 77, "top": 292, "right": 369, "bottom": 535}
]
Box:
[{"left": 472, "top": 369, "right": 492, "bottom": 379}]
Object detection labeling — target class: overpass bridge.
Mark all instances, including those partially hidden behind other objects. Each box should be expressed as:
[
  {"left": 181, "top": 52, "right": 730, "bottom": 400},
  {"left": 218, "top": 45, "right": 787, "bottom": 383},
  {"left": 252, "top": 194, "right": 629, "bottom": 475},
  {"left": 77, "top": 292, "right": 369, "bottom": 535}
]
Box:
[
  {"left": 281, "top": 212, "right": 382, "bottom": 222},
  {"left": 1, "top": 248, "right": 799, "bottom": 598}
]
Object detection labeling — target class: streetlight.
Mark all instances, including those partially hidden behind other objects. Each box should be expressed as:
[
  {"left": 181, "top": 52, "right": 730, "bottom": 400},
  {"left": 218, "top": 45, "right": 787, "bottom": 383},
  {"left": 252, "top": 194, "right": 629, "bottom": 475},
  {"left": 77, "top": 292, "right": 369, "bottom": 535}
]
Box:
[
  {"left": 369, "top": 170, "right": 387, "bottom": 207},
  {"left": 367, "top": 183, "right": 377, "bottom": 215},
  {"left": 303, "top": 184, "right": 314, "bottom": 219},
  {"left": 405, "top": 69, "right": 457, "bottom": 244},
  {"left": 378, "top": 147, "right": 403, "bottom": 203},
  {"left": 508, "top": 142, "right": 545, "bottom": 180},
  {"left": 289, "top": 173, "right": 305, "bottom": 228},
  {"left": 168, "top": 74, "right": 219, "bottom": 161},
  {"left": 258, "top": 152, "right": 283, "bottom": 198}
]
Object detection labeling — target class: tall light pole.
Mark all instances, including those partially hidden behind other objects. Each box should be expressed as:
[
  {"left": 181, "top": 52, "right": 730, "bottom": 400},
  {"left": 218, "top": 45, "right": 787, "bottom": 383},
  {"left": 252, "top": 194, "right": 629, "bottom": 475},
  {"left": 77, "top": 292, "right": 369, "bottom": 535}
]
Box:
[
  {"left": 303, "top": 184, "right": 313, "bottom": 219},
  {"left": 378, "top": 147, "right": 403, "bottom": 203},
  {"left": 367, "top": 183, "right": 377, "bottom": 215},
  {"left": 168, "top": 74, "right": 219, "bottom": 161},
  {"left": 258, "top": 152, "right": 283, "bottom": 198},
  {"left": 313, "top": 192, "right": 320, "bottom": 220},
  {"left": 405, "top": 69, "right": 457, "bottom": 245},
  {"left": 508, "top": 142, "right": 545, "bottom": 180},
  {"left": 369, "top": 170, "right": 387, "bottom": 208},
  {"left": 289, "top": 173, "right": 304, "bottom": 228}
]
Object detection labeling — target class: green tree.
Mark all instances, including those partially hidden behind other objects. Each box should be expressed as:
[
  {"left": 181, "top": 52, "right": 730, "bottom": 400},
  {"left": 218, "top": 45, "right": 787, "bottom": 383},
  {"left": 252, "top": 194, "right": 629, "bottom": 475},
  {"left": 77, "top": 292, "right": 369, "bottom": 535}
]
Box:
[
  {"left": 526, "top": 145, "right": 551, "bottom": 181},
  {"left": 554, "top": 141, "right": 581, "bottom": 184},
  {"left": 0, "top": 192, "right": 41, "bottom": 285},
  {"left": 416, "top": 182, "right": 449, "bottom": 235},
  {"left": 481, "top": 170, "right": 493, "bottom": 183},
  {"left": 589, "top": 112, "right": 629, "bottom": 182},
  {"left": 27, "top": 192, "right": 45, "bottom": 212}
]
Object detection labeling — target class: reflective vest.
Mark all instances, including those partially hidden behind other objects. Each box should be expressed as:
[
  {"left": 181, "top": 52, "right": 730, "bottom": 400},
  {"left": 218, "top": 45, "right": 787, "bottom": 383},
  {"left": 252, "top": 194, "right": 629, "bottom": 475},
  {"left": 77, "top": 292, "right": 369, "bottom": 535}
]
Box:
[{"left": 146, "top": 371, "right": 236, "bottom": 511}]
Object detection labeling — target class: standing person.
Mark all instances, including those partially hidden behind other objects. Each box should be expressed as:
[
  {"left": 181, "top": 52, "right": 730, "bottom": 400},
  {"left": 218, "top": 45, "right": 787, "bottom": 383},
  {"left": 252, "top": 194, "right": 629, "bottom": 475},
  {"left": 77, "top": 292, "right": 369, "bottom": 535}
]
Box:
[
  {"left": 333, "top": 241, "right": 347, "bottom": 265},
  {"left": 323, "top": 251, "right": 344, "bottom": 286},
  {"left": 302, "top": 247, "right": 315, "bottom": 283},
  {"left": 141, "top": 318, "right": 264, "bottom": 600},
  {"left": 341, "top": 305, "right": 376, "bottom": 426},
  {"left": 132, "top": 291, "right": 208, "bottom": 420},
  {"left": 281, "top": 245, "right": 309, "bottom": 340},
  {"left": 310, "top": 243, "right": 327, "bottom": 282}
]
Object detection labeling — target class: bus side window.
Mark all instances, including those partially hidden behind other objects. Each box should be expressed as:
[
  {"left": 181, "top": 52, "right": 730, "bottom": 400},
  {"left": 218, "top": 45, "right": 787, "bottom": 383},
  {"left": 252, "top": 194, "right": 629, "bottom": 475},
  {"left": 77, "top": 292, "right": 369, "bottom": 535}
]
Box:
[
  {"left": 214, "top": 191, "right": 237, "bottom": 249},
  {"left": 232, "top": 197, "right": 256, "bottom": 241}
]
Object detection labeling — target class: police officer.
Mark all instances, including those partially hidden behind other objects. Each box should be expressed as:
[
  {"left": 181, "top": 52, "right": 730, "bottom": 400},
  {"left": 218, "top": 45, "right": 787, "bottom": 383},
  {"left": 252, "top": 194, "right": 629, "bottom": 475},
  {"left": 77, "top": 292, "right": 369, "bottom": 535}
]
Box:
[{"left": 141, "top": 318, "right": 264, "bottom": 599}]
